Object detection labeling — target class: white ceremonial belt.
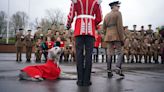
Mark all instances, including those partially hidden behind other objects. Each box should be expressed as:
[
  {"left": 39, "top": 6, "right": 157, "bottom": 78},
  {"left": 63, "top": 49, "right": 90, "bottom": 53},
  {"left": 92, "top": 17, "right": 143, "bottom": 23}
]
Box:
[{"left": 77, "top": 15, "right": 95, "bottom": 19}]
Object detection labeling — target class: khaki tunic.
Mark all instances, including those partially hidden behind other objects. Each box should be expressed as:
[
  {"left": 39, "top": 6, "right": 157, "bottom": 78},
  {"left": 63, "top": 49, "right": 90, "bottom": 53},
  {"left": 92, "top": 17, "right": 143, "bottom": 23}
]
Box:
[
  {"left": 15, "top": 32, "right": 24, "bottom": 47},
  {"left": 45, "top": 33, "right": 55, "bottom": 41},
  {"left": 137, "top": 41, "right": 144, "bottom": 55},
  {"left": 152, "top": 43, "right": 160, "bottom": 55},
  {"left": 130, "top": 39, "right": 138, "bottom": 55},
  {"left": 140, "top": 30, "right": 145, "bottom": 37},
  {"left": 142, "top": 43, "right": 149, "bottom": 55},
  {"left": 124, "top": 30, "right": 132, "bottom": 40},
  {"left": 24, "top": 34, "right": 33, "bottom": 47},
  {"left": 123, "top": 38, "right": 131, "bottom": 54},
  {"left": 34, "top": 31, "right": 45, "bottom": 41},
  {"left": 146, "top": 29, "right": 153, "bottom": 35},
  {"left": 103, "top": 11, "right": 124, "bottom": 42}
]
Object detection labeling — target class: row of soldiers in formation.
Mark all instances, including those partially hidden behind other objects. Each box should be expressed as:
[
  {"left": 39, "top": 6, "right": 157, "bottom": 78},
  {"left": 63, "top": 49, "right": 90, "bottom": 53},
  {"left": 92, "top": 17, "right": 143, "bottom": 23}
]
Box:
[
  {"left": 15, "top": 27, "right": 75, "bottom": 63},
  {"left": 15, "top": 25, "right": 164, "bottom": 64},
  {"left": 122, "top": 24, "right": 164, "bottom": 64},
  {"left": 93, "top": 24, "right": 164, "bottom": 64}
]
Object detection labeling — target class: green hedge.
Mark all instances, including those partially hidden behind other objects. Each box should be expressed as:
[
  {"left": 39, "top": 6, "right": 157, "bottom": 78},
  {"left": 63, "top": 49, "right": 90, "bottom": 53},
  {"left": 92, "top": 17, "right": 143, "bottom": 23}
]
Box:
[{"left": 0, "top": 38, "right": 16, "bottom": 44}]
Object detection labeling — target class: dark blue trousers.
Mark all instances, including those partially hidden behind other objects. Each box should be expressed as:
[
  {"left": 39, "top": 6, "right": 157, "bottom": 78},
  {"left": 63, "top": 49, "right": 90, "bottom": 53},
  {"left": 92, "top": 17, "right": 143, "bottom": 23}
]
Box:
[{"left": 75, "top": 35, "right": 95, "bottom": 84}]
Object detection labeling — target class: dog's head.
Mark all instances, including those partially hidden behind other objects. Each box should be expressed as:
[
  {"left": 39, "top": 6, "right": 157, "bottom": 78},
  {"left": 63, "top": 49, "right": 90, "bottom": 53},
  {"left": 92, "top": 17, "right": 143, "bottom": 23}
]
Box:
[{"left": 48, "top": 47, "right": 61, "bottom": 62}]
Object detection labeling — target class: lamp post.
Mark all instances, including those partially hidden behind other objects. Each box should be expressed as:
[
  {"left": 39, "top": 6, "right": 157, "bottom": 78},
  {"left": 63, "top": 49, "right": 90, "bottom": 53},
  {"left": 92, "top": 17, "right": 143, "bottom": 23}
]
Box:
[
  {"left": 28, "top": 0, "right": 30, "bottom": 29},
  {"left": 6, "top": 0, "right": 10, "bottom": 44}
]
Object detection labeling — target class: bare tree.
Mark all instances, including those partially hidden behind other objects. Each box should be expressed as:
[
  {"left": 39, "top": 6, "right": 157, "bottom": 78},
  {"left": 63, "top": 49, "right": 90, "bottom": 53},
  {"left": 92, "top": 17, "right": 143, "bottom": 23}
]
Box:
[
  {"left": 45, "top": 9, "right": 66, "bottom": 29},
  {"left": 33, "top": 18, "right": 39, "bottom": 28},
  {"left": 10, "top": 11, "right": 28, "bottom": 34},
  {"left": 0, "top": 11, "right": 7, "bottom": 38},
  {"left": 39, "top": 18, "right": 51, "bottom": 32}
]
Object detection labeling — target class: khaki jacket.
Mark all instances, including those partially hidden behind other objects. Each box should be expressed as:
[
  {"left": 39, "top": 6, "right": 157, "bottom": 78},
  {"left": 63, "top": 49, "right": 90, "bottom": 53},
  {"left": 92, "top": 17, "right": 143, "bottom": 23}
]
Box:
[
  {"left": 24, "top": 34, "right": 33, "bottom": 47},
  {"left": 15, "top": 32, "right": 24, "bottom": 47},
  {"left": 103, "top": 11, "right": 124, "bottom": 42}
]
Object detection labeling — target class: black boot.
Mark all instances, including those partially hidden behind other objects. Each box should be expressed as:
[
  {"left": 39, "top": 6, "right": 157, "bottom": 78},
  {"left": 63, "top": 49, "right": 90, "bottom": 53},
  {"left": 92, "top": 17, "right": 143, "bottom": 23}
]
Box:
[
  {"left": 76, "top": 81, "right": 83, "bottom": 86},
  {"left": 107, "top": 70, "right": 113, "bottom": 78},
  {"left": 83, "top": 81, "right": 92, "bottom": 86},
  {"left": 115, "top": 67, "right": 125, "bottom": 77},
  {"left": 26, "top": 59, "right": 31, "bottom": 63}
]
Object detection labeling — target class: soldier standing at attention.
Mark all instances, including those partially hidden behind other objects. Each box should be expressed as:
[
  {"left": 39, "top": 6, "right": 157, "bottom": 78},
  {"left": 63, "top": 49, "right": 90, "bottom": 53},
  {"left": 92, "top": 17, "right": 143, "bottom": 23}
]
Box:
[
  {"left": 124, "top": 38, "right": 131, "bottom": 63},
  {"left": 152, "top": 39, "right": 160, "bottom": 64},
  {"left": 140, "top": 26, "right": 145, "bottom": 35},
  {"left": 146, "top": 24, "right": 153, "bottom": 35},
  {"left": 15, "top": 28, "right": 24, "bottom": 62},
  {"left": 124, "top": 26, "right": 131, "bottom": 39},
  {"left": 145, "top": 35, "right": 153, "bottom": 63},
  {"left": 123, "top": 26, "right": 132, "bottom": 63},
  {"left": 35, "top": 37, "right": 42, "bottom": 63},
  {"left": 139, "top": 26, "right": 145, "bottom": 40},
  {"left": 34, "top": 27, "right": 44, "bottom": 41},
  {"left": 103, "top": 1, "right": 124, "bottom": 78},
  {"left": 66, "top": 0, "right": 102, "bottom": 86},
  {"left": 24, "top": 30, "right": 34, "bottom": 62},
  {"left": 131, "top": 38, "right": 139, "bottom": 63},
  {"left": 45, "top": 29, "right": 55, "bottom": 42},
  {"left": 132, "top": 25, "right": 137, "bottom": 35},
  {"left": 130, "top": 25, "right": 138, "bottom": 63},
  {"left": 143, "top": 37, "right": 149, "bottom": 63}
]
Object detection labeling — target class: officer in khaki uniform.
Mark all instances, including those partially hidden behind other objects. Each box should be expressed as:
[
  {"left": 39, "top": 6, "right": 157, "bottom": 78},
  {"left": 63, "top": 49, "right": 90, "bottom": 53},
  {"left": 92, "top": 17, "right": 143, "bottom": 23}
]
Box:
[
  {"left": 146, "top": 24, "right": 153, "bottom": 35},
  {"left": 123, "top": 26, "right": 131, "bottom": 63},
  {"left": 146, "top": 35, "right": 153, "bottom": 63},
  {"left": 140, "top": 26, "right": 145, "bottom": 37},
  {"left": 124, "top": 26, "right": 131, "bottom": 39},
  {"left": 130, "top": 38, "right": 139, "bottom": 63},
  {"left": 123, "top": 38, "right": 131, "bottom": 63},
  {"left": 132, "top": 25, "right": 141, "bottom": 63},
  {"left": 103, "top": 1, "right": 124, "bottom": 77},
  {"left": 152, "top": 39, "right": 160, "bottom": 63},
  {"left": 45, "top": 29, "right": 55, "bottom": 42},
  {"left": 136, "top": 31, "right": 143, "bottom": 63},
  {"left": 137, "top": 39, "right": 143, "bottom": 63},
  {"left": 15, "top": 28, "right": 24, "bottom": 62},
  {"left": 54, "top": 31, "right": 60, "bottom": 41},
  {"left": 142, "top": 37, "right": 149, "bottom": 63},
  {"left": 24, "top": 30, "right": 33, "bottom": 62},
  {"left": 132, "top": 25, "right": 137, "bottom": 36},
  {"left": 35, "top": 37, "right": 42, "bottom": 63},
  {"left": 34, "top": 27, "right": 45, "bottom": 41}
]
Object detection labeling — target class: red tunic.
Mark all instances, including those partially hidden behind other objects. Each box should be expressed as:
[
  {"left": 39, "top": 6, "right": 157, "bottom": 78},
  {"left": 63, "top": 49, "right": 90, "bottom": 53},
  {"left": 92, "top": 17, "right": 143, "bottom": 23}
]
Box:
[
  {"left": 67, "top": 0, "right": 102, "bottom": 37},
  {"left": 21, "top": 59, "right": 61, "bottom": 80}
]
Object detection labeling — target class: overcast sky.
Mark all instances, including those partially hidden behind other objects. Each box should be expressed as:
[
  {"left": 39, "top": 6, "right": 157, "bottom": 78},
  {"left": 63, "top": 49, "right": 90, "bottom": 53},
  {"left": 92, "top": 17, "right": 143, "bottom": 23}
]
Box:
[{"left": 0, "top": 0, "right": 164, "bottom": 31}]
